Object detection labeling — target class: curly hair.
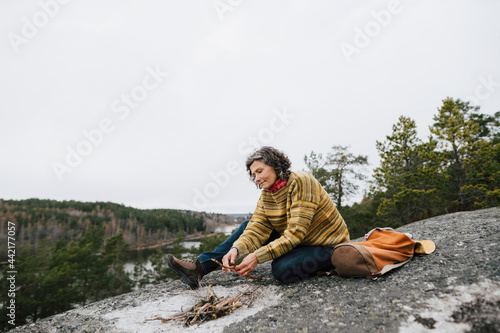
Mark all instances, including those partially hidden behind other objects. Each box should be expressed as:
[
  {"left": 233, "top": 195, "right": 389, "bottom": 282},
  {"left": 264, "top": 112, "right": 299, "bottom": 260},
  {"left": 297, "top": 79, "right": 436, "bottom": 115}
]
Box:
[{"left": 245, "top": 146, "right": 292, "bottom": 188}]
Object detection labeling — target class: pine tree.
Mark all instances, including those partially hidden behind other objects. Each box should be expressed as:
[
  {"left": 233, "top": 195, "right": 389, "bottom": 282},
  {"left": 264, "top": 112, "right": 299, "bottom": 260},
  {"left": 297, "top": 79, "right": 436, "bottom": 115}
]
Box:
[
  {"left": 103, "top": 232, "right": 133, "bottom": 297},
  {"left": 304, "top": 146, "right": 368, "bottom": 209},
  {"left": 455, "top": 110, "right": 500, "bottom": 208},
  {"left": 73, "top": 225, "right": 108, "bottom": 304},
  {"left": 429, "top": 97, "right": 480, "bottom": 209},
  {"left": 374, "top": 116, "right": 442, "bottom": 222},
  {"left": 133, "top": 250, "right": 151, "bottom": 288},
  {"left": 304, "top": 151, "right": 336, "bottom": 195}
]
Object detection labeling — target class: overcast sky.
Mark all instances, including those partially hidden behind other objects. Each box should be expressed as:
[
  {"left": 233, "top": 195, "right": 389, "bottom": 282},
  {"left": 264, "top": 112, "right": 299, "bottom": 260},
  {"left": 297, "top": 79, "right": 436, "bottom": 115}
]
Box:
[{"left": 1, "top": 0, "right": 499, "bottom": 215}]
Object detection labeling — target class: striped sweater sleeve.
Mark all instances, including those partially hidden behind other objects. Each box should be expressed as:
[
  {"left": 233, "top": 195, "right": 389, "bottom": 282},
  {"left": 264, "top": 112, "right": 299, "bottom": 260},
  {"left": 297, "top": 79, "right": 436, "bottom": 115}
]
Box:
[{"left": 232, "top": 197, "right": 274, "bottom": 257}]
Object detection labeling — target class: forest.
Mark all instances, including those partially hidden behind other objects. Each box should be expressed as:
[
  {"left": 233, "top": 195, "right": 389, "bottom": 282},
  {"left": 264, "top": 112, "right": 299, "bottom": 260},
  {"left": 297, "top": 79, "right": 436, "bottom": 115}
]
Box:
[
  {"left": 305, "top": 97, "right": 499, "bottom": 237},
  {"left": 1, "top": 97, "right": 498, "bottom": 331}
]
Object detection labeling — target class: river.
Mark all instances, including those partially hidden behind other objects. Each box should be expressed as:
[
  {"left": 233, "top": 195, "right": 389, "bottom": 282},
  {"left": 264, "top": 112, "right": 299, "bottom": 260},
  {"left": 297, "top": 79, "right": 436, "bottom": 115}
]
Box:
[
  {"left": 124, "top": 224, "right": 241, "bottom": 277},
  {"left": 214, "top": 224, "right": 240, "bottom": 235}
]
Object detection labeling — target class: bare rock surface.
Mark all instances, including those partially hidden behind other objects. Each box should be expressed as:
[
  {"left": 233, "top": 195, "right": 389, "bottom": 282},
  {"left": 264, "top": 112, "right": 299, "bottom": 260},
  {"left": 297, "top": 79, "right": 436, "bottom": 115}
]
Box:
[{"left": 11, "top": 208, "right": 500, "bottom": 333}]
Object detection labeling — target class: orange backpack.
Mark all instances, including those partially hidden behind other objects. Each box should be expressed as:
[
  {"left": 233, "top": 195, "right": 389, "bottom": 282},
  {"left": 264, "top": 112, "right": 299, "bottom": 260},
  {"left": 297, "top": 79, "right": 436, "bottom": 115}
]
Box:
[{"left": 331, "top": 228, "right": 435, "bottom": 279}]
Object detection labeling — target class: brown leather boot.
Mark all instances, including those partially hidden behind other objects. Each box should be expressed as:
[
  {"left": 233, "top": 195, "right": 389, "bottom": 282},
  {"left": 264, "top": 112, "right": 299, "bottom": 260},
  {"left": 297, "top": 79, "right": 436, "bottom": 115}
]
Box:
[{"left": 166, "top": 254, "right": 204, "bottom": 289}]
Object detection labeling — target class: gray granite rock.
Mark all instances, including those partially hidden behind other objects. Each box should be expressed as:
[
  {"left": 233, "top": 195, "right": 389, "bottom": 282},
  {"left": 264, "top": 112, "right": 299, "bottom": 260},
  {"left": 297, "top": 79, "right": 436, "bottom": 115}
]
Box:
[{"left": 10, "top": 208, "right": 500, "bottom": 333}]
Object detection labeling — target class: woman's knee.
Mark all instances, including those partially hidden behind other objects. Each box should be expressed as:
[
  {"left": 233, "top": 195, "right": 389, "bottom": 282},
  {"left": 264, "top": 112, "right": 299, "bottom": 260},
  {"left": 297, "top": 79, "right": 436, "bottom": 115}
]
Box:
[
  {"left": 271, "top": 261, "right": 290, "bottom": 282},
  {"left": 271, "top": 247, "right": 333, "bottom": 283},
  {"left": 271, "top": 259, "right": 310, "bottom": 283}
]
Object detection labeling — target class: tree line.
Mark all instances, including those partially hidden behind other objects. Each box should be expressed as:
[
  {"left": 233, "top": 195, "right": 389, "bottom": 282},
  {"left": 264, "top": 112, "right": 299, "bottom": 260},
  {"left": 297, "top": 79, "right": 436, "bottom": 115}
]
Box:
[
  {"left": 305, "top": 97, "right": 499, "bottom": 237},
  {"left": 0, "top": 198, "right": 239, "bottom": 261}
]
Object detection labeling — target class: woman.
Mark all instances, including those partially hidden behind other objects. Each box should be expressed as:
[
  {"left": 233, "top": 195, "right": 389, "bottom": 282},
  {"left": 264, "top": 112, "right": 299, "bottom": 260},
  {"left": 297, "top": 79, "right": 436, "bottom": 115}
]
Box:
[{"left": 167, "top": 146, "right": 350, "bottom": 288}]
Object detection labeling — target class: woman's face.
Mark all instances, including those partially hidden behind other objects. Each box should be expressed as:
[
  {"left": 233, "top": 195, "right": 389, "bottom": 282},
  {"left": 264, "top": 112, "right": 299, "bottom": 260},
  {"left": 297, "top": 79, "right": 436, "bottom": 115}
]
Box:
[{"left": 250, "top": 160, "right": 277, "bottom": 190}]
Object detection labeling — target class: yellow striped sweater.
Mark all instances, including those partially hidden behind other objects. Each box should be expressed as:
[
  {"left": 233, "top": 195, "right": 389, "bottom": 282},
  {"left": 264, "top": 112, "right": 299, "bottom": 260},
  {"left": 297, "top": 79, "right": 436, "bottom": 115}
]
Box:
[{"left": 233, "top": 171, "right": 350, "bottom": 263}]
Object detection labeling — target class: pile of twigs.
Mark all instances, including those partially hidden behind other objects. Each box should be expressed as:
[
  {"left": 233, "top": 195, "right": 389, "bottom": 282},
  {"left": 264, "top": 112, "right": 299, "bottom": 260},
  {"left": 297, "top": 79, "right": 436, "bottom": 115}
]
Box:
[{"left": 145, "top": 284, "right": 260, "bottom": 326}]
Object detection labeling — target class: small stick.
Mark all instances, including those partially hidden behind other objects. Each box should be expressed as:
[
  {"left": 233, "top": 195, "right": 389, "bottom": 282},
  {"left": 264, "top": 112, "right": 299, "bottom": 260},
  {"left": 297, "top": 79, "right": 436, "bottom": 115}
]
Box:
[
  {"left": 211, "top": 258, "right": 235, "bottom": 269},
  {"left": 206, "top": 283, "right": 216, "bottom": 302},
  {"left": 144, "top": 314, "right": 181, "bottom": 323},
  {"left": 211, "top": 259, "right": 260, "bottom": 281}
]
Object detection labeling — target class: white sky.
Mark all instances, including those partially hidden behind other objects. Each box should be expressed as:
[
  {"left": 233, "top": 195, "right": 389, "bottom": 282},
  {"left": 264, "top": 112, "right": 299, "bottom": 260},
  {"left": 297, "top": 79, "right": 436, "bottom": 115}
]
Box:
[{"left": 1, "top": 0, "right": 499, "bottom": 214}]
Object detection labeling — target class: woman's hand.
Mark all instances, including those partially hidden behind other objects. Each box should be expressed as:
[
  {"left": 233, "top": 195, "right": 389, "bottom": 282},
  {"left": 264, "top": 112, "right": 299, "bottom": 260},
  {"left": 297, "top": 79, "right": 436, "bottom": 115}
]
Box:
[
  {"left": 235, "top": 253, "right": 258, "bottom": 277},
  {"left": 222, "top": 247, "right": 238, "bottom": 272}
]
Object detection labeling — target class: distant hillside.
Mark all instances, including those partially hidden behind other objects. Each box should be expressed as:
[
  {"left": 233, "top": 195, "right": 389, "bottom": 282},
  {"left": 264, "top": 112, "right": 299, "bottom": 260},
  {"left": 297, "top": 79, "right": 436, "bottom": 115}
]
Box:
[{"left": 0, "top": 198, "right": 243, "bottom": 260}]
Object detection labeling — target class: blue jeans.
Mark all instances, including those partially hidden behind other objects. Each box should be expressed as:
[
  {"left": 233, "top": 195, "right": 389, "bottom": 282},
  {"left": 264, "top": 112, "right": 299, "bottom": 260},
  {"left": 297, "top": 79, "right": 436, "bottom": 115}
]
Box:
[{"left": 198, "top": 220, "right": 334, "bottom": 283}]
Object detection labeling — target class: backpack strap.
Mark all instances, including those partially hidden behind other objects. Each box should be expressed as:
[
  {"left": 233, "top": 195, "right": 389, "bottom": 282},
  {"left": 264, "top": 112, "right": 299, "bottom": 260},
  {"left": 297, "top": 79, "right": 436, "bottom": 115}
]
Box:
[
  {"left": 378, "top": 258, "right": 412, "bottom": 276},
  {"left": 364, "top": 227, "right": 413, "bottom": 241}
]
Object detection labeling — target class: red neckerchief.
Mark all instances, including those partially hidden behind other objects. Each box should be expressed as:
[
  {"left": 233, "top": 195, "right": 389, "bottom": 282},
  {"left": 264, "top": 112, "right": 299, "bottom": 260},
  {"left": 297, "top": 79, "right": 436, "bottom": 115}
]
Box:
[{"left": 267, "top": 178, "right": 288, "bottom": 193}]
